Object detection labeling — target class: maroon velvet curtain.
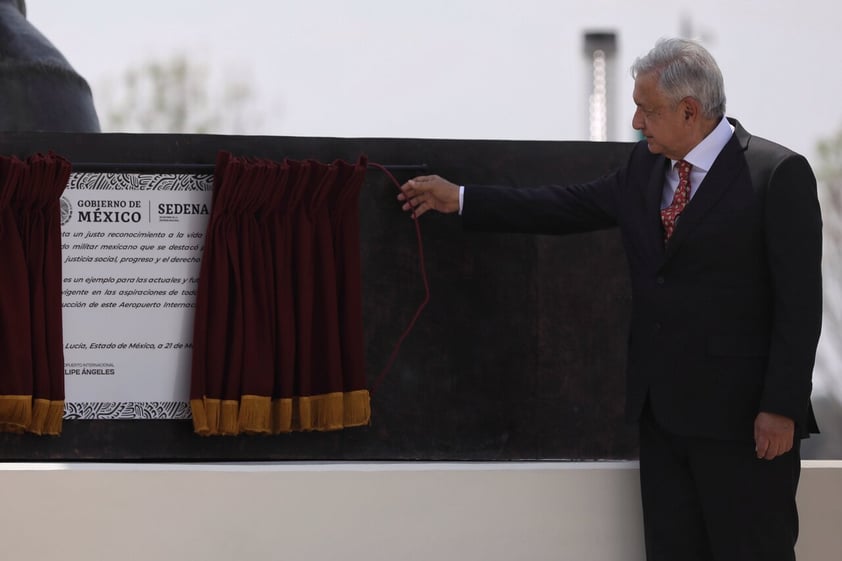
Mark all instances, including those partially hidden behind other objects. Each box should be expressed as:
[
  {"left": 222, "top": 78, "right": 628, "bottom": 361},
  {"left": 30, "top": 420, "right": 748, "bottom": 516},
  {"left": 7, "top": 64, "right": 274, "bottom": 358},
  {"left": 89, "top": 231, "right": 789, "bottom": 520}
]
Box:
[
  {"left": 190, "top": 152, "right": 369, "bottom": 435},
  {"left": 268, "top": 159, "right": 305, "bottom": 432},
  {"left": 329, "top": 159, "right": 368, "bottom": 411},
  {"left": 0, "top": 153, "right": 70, "bottom": 435}
]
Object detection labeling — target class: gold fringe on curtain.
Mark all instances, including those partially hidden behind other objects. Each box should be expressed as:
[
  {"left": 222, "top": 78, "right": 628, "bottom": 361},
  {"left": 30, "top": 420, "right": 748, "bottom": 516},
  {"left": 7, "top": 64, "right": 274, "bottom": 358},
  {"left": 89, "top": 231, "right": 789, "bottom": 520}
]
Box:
[
  {"left": 0, "top": 395, "right": 30, "bottom": 433},
  {"left": 190, "top": 390, "right": 370, "bottom": 436},
  {"left": 29, "top": 398, "right": 64, "bottom": 435},
  {"left": 0, "top": 396, "right": 64, "bottom": 435}
]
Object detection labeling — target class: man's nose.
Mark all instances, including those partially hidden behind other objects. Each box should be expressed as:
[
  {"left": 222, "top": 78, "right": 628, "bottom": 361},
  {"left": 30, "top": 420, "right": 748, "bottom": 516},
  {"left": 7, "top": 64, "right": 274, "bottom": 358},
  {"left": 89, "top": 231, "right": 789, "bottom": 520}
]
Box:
[{"left": 632, "top": 108, "right": 643, "bottom": 130}]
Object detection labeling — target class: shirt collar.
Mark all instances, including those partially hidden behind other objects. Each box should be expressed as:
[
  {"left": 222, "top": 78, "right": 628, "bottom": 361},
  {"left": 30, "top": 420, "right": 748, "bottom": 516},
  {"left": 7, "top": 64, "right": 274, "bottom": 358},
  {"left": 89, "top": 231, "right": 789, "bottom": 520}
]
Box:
[{"left": 671, "top": 116, "right": 735, "bottom": 173}]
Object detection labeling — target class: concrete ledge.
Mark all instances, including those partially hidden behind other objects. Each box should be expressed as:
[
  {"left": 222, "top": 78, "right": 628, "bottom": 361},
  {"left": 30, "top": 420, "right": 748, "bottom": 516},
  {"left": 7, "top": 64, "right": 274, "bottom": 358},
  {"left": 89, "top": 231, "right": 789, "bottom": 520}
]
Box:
[{"left": 1, "top": 461, "right": 838, "bottom": 561}]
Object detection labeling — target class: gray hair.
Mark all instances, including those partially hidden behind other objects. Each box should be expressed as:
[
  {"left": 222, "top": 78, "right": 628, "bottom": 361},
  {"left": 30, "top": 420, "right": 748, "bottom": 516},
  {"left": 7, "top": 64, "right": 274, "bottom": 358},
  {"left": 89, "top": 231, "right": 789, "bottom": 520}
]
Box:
[{"left": 631, "top": 38, "right": 726, "bottom": 120}]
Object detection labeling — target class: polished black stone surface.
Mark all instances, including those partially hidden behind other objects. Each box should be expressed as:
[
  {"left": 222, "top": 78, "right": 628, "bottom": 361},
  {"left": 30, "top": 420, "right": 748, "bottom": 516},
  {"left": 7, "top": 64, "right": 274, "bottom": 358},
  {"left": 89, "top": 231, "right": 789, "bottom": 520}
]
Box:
[{"left": 0, "top": 133, "right": 636, "bottom": 461}]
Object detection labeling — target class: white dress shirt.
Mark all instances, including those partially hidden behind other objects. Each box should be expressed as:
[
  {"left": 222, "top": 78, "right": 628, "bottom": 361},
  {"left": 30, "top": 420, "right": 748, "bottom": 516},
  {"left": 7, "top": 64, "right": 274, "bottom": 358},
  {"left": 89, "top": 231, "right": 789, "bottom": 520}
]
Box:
[{"left": 662, "top": 116, "right": 734, "bottom": 208}]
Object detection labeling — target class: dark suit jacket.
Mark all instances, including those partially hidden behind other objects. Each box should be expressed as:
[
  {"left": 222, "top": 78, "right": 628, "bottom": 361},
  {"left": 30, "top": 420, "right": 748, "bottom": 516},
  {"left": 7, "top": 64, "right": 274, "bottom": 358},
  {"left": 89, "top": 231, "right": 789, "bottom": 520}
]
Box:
[{"left": 462, "top": 119, "right": 822, "bottom": 441}]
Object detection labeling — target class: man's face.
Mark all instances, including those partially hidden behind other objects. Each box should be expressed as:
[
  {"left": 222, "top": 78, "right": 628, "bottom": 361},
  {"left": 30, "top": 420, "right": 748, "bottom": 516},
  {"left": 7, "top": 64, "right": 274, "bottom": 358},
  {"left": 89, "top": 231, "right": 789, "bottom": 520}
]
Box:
[{"left": 632, "top": 72, "right": 692, "bottom": 160}]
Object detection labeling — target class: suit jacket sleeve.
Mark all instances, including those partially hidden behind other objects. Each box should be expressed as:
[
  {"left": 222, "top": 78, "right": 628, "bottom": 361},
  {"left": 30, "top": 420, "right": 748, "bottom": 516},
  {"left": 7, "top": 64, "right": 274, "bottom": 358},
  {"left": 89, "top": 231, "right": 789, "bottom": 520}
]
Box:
[
  {"left": 461, "top": 170, "right": 623, "bottom": 235},
  {"left": 758, "top": 152, "right": 823, "bottom": 430}
]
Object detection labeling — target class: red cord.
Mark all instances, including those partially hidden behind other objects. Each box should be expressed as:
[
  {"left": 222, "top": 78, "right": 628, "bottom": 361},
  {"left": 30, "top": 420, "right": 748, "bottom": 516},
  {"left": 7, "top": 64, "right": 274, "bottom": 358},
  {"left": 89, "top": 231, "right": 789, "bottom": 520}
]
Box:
[{"left": 367, "top": 162, "right": 431, "bottom": 394}]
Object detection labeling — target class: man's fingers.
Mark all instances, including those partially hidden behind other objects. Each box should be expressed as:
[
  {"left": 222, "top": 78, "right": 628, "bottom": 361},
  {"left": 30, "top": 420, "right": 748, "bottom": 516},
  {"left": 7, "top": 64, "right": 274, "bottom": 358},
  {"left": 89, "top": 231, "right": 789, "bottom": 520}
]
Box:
[
  {"left": 411, "top": 201, "right": 430, "bottom": 218},
  {"left": 767, "top": 438, "right": 793, "bottom": 460},
  {"left": 754, "top": 411, "right": 795, "bottom": 460},
  {"left": 397, "top": 174, "right": 458, "bottom": 216},
  {"left": 755, "top": 437, "right": 769, "bottom": 459},
  {"left": 398, "top": 181, "right": 426, "bottom": 206},
  {"left": 408, "top": 175, "right": 438, "bottom": 184},
  {"left": 755, "top": 435, "right": 793, "bottom": 460},
  {"left": 763, "top": 443, "right": 778, "bottom": 460},
  {"left": 400, "top": 190, "right": 437, "bottom": 216},
  {"left": 401, "top": 192, "right": 423, "bottom": 211},
  {"left": 400, "top": 175, "right": 437, "bottom": 194}
]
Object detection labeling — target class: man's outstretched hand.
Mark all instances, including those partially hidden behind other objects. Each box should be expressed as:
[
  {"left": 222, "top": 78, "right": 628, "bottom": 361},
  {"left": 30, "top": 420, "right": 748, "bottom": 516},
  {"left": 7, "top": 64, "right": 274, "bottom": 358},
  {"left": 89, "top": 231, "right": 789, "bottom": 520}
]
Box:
[{"left": 398, "top": 175, "right": 460, "bottom": 217}]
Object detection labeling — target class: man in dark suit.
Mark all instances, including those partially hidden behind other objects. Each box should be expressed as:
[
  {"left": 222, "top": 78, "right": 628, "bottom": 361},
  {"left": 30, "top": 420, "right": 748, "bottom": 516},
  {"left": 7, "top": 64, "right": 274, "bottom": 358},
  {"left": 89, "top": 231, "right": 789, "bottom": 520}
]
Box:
[{"left": 398, "top": 38, "right": 822, "bottom": 561}]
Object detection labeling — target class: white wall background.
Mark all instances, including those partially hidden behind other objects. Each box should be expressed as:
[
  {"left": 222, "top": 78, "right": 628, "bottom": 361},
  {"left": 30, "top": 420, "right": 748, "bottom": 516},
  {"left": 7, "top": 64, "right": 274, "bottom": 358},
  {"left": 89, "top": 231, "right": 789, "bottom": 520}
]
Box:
[{"left": 26, "top": 0, "right": 842, "bottom": 164}]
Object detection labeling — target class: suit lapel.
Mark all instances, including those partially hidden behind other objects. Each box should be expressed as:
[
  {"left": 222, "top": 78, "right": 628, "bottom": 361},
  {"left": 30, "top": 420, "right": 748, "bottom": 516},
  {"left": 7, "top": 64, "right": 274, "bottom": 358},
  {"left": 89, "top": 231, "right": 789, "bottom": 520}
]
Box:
[
  {"left": 662, "top": 121, "right": 749, "bottom": 260},
  {"left": 644, "top": 155, "right": 668, "bottom": 258}
]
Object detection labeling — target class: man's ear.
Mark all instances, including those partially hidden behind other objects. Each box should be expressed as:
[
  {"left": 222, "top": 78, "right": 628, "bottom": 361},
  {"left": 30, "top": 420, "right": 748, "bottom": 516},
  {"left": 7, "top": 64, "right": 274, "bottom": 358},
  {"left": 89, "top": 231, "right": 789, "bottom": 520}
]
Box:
[{"left": 682, "top": 97, "right": 700, "bottom": 121}]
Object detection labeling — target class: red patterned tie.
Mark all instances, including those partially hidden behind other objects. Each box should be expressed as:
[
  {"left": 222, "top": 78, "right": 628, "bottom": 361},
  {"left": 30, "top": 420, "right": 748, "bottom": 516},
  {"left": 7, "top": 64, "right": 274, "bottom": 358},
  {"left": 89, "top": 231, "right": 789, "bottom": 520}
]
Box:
[{"left": 661, "top": 160, "right": 692, "bottom": 242}]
